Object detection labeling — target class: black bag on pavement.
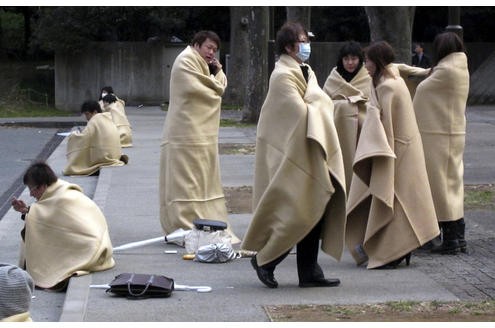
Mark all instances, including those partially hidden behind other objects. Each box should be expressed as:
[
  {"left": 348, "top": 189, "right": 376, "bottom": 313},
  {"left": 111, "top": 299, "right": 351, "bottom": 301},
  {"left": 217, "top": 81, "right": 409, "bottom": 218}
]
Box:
[
  {"left": 193, "top": 218, "right": 227, "bottom": 231},
  {"left": 106, "top": 273, "right": 174, "bottom": 299}
]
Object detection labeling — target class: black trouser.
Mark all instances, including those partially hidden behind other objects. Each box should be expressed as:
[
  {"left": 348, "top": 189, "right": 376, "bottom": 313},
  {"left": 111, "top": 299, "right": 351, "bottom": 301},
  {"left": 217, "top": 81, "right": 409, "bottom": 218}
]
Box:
[{"left": 261, "top": 220, "right": 323, "bottom": 282}]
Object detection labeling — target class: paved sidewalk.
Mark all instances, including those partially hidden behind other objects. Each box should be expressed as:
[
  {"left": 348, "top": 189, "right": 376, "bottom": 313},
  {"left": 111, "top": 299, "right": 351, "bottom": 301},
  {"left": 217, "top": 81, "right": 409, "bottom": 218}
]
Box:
[{"left": 1, "top": 105, "right": 494, "bottom": 322}]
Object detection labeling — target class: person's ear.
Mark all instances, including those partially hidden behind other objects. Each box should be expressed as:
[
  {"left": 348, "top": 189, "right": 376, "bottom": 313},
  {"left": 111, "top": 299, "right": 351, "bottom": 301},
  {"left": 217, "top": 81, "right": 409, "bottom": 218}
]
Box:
[{"left": 285, "top": 43, "right": 296, "bottom": 55}]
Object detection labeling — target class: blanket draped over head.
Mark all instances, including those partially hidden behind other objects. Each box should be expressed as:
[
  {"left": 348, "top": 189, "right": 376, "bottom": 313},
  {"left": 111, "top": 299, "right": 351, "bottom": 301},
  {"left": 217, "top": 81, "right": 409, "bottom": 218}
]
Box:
[
  {"left": 20, "top": 179, "right": 115, "bottom": 288},
  {"left": 105, "top": 101, "right": 133, "bottom": 148},
  {"left": 63, "top": 112, "right": 124, "bottom": 176},
  {"left": 323, "top": 65, "right": 371, "bottom": 194},
  {"left": 159, "top": 46, "right": 239, "bottom": 243},
  {"left": 413, "top": 52, "right": 469, "bottom": 222},
  {"left": 346, "top": 64, "right": 440, "bottom": 269},
  {"left": 241, "top": 54, "right": 347, "bottom": 266}
]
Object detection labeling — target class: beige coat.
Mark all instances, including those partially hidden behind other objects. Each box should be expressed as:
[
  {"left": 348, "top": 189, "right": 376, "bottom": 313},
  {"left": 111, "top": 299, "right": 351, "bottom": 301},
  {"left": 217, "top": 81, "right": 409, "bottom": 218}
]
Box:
[
  {"left": 21, "top": 180, "right": 115, "bottom": 288},
  {"left": 63, "top": 112, "right": 124, "bottom": 176},
  {"left": 346, "top": 64, "right": 440, "bottom": 269},
  {"left": 413, "top": 52, "right": 469, "bottom": 221},
  {"left": 159, "top": 46, "right": 239, "bottom": 243},
  {"left": 323, "top": 66, "right": 371, "bottom": 194},
  {"left": 394, "top": 63, "right": 430, "bottom": 98},
  {"left": 104, "top": 101, "right": 133, "bottom": 148},
  {"left": 241, "top": 55, "right": 347, "bottom": 266},
  {"left": 1, "top": 312, "right": 32, "bottom": 322}
]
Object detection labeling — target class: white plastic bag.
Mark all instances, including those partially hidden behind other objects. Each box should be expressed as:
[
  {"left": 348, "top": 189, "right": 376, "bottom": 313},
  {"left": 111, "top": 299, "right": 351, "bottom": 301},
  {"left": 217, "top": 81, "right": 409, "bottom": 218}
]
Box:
[
  {"left": 184, "top": 228, "right": 232, "bottom": 254},
  {"left": 195, "top": 243, "right": 236, "bottom": 263}
]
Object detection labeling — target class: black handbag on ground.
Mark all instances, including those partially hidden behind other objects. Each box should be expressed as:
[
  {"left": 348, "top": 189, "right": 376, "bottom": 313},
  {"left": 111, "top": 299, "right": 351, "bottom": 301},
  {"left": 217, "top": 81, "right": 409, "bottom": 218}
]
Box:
[
  {"left": 106, "top": 273, "right": 174, "bottom": 299},
  {"left": 193, "top": 218, "right": 227, "bottom": 231}
]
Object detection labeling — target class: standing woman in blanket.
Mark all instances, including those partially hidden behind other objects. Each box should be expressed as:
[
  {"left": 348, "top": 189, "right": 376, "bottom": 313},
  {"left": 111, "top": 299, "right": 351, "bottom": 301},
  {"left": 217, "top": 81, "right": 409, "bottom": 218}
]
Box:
[
  {"left": 323, "top": 41, "right": 371, "bottom": 194},
  {"left": 412, "top": 32, "right": 470, "bottom": 255},
  {"left": 345, "top": 41, "right": 439, "bottom": 269}
]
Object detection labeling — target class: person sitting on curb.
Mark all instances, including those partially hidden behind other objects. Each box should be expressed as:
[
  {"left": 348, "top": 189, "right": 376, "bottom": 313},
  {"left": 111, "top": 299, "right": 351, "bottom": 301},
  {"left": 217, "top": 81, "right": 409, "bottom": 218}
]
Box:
[
  {"left": 63, "top": 100, "right": 128, "bottom": 176},
  {"left": 102, "top": 94, "right": 133, "bottom": 148},
  {"left": 0, "top": 264, "right": 34, "bottom": 322},
  {"left": 11, "top": 162, "right": 115, "bottom": 291}
]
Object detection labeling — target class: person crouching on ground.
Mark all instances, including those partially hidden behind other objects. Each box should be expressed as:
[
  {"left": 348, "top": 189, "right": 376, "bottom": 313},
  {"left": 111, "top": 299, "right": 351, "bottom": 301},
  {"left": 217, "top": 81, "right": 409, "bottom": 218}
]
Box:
[
  {"left": 0, "top": 264, "right": 34, "bottom": 322},
  {"left": 241, "top": 21, "right": 347, "bottom": 288},
  {"left": 11, "top": 162, "right": 115, "bottom": 290},
  {"left": 102, "top": 93, "right": 133, "bottom": 148},
  {"left": 63, "top": 100, "right": 128, "bottom": 176}
]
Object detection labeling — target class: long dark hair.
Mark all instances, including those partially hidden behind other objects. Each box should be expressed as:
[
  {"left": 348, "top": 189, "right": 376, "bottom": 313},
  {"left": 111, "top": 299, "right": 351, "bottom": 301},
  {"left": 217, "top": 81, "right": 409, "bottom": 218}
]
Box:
[
  {"left": 431, "top": 32, "right": 465, "bottom": 68},
  {"left": 364, "top": 41, "right": 395, "bottom": 87}
]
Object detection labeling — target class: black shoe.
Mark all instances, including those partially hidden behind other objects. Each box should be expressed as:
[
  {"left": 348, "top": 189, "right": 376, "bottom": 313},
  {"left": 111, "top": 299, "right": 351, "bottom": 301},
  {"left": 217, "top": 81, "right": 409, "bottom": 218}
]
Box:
[
  {"left": 250, "top": 257, "right": 278, "bottom": 288},
  {"left": 374, "top": 253, "right": 412, "bottom": 270},
  {"left": 299, "top": 277, "right": 340, "bottom": 288}
]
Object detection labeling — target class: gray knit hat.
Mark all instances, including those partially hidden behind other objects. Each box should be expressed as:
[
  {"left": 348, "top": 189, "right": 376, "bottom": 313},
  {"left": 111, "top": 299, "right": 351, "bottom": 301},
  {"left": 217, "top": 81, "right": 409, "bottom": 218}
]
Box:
[{"left": 0, "top": 263, "right": 34, "bottom": 319}]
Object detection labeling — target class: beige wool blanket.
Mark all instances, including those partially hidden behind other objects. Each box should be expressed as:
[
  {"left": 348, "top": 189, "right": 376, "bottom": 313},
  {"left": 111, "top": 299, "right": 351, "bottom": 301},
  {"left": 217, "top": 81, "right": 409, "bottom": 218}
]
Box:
[
  {"left": 394, "top": 63, "right": 430, "bottom": 98},
  {"left": 323, "top": 66, "right": 371, "bottom": 194},
  {"left": 159, "top": 46, "right": 239, "bottom": 243},
  {"left": 63, "top": 112, "right": 124, "bottom": 176},
  {"left": 346, "top": 64, "right": 440, "bottom": 269},
  {"left": 104, "top": 101, "right": 133, "bottom": 148},
  {"left": 413, "top": 52, "right": 469, "bottom": 221},
  {"left": 21, "top": 179, "right": 115, "bottom": 288},
  {"left": 241, "top": 54, "right": 347, "bottom": 266}
]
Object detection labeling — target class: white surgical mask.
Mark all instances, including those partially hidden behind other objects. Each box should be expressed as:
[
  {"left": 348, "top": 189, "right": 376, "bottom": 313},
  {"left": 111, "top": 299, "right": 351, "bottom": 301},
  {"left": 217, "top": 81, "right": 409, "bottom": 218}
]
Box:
[
  {"left": 296, "top": 43, "right": 311, "bottom": 62},
  {"left": 101, "top": 92, "right": 108, "bottom": 98}
]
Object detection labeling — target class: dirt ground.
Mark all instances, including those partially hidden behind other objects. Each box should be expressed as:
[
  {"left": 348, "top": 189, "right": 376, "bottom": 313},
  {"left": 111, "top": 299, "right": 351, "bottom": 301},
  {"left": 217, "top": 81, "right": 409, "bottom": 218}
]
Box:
[
  {"left": 264, "top": 301, "right": 495, "bottom": 322},
  {"left": 220, "top": 143, "right": 495, "bottom": 322}
]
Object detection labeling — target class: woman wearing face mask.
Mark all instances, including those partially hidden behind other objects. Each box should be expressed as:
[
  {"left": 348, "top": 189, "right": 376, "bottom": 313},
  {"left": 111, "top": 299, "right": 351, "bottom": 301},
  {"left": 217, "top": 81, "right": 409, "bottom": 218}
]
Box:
[
  {"left": 323, "top": 41, "right": 371, "bottom": 194},
  {"left": 242, "top": 21, "right": 346, "bottom": 288},
  {"left": 345, "top": 41, "right": 439, "bottom": 269}
]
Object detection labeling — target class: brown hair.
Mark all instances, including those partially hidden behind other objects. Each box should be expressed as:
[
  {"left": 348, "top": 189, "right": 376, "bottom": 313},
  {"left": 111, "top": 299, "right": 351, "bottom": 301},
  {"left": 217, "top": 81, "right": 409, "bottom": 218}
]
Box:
[
  {"left": 364, "top": 40, "right": 395, "bottom": 87},
  {"left": 191, "top": 30, "right": 221, "bottom": 50},
  {"left": 275, "top": 21, "right": 308, "bottom": 56},
  {"left": 431, "top": 32, "right": 465, "bottom": 68}
]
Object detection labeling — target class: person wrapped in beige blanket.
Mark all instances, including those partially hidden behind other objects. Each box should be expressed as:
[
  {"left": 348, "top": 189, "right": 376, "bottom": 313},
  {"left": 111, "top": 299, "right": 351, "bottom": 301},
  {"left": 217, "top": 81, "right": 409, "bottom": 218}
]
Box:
[
  {"left": 242, "top": 22, "right": 346, "bottom": 288},
  {"left": 159, "top": 31, "right": 239, "bottom": 243},
  {"left": 346, "top": 41, "right": 440, "bottom": 269},
  {"left": 102, "top": 93, "right": 133, "bottom": 148},
  {"left": 11, "top": 162, "right": 115, "bottom": 290},
  {"left": 323, "top": 41, "right": 371, "bottom": 194},
  {"left": 63, "top": 100, "right": 127, "bottom": 176},
  {"left": 412, "top": 32, "right": 470, "bottom": 255}
]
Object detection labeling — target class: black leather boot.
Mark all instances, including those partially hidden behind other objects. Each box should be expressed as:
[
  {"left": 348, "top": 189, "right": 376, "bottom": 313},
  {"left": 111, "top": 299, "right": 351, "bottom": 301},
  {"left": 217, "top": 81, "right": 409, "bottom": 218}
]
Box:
[
  {"left": 431, "top": 221, "right": 459, "bottom": 255},
  {"left": 456, "top": 218, "right": 467, "bottom": 253}
]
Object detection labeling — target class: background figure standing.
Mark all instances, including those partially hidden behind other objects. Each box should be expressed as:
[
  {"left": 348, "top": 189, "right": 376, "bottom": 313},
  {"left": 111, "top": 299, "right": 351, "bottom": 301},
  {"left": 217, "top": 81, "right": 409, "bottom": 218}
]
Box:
[
  {"left": 323, "top": 41, "right": 371, "bottom": 194},
  {"left": 346, "top": 41, "right": 439, "bottom": 269},
  {"left": 0, "top": 264, "right": 34, "bottom": 322},
  {"left": 159, "top": 30, "right": 239, "bottom": 243},
  {"left": 412, "top": 43, "right": 431, "bottom": 68},
  {"left": 242, "top": 22, "right": 346, "bottom": 288},
  {"left": 412, "top": 32, "right": 470, "bottom": 254}
]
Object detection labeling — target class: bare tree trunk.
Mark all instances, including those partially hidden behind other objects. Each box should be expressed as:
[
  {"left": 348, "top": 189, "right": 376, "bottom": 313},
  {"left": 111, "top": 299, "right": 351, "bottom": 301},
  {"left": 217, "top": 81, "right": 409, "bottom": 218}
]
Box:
[
  {"left": 224, "top": 7, "right": 250, "bottom": 107},
  {"left": 241, "top": 6, "right": 269, "bottom": 123},
  {"left": 365, "top": 6, "right": 416, "bottom": 64},
  {"left": 286, "top": 6, "right": 311, "bottom": 29}
]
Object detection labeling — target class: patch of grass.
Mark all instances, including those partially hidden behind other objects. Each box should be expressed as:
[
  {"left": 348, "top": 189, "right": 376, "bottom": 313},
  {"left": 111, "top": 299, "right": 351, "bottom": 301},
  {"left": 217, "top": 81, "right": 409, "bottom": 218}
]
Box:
[
  {"left": 220, "top": 118, "right": 255, "bottom": 127},
  {"left": 0, "top": 103, "right": 72, "bottom": 117},
  {"left": 465, "top": 184, "right": 495, "bottom": 209}
]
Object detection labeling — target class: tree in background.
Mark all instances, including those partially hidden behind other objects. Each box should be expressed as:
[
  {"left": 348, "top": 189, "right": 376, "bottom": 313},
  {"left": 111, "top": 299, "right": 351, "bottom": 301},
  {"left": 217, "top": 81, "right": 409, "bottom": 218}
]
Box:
[
  {"left": 286, "top": 7, "right": 311, "bottom": 30},
  {"left": 225, "top": 7, "right": 250, "bottom": 107},
  {"left": 366, "top": 6, "right": 416, "bottom": 64},
  {"left": 241, "top": 6, "right": 269, "bottom": 123}
]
